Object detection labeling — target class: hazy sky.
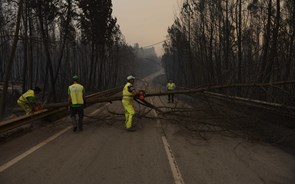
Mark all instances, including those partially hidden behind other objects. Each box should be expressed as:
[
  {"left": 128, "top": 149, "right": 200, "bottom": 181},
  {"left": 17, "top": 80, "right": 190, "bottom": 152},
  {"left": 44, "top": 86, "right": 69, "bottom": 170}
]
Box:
[{"left": 112, "top": 0, "right": 180, "bottom": 56}]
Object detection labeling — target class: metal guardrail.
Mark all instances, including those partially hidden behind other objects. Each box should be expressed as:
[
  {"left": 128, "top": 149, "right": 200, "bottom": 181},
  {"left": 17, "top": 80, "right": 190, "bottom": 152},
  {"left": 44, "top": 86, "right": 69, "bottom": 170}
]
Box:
[
  {"left": 201, "top": 92, "right": 295, "bottom": 118},
  {"left": 177, "top": 86, "right": 295, "bottom": 112}
]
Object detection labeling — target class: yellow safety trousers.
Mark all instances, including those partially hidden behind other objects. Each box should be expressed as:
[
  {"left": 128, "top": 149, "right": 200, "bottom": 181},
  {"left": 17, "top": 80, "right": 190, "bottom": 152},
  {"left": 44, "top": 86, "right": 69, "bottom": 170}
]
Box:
[
  {"left": 122, "top": 100, "right": 135, "bottom": 129},
  {"left": 17, "top": 100, "right": 32, "bottom": 115}
]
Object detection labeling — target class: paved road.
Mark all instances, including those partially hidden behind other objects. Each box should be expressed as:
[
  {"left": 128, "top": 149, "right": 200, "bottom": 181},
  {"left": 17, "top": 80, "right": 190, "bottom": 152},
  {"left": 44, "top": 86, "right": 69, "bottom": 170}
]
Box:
[{"left": 0, "top": 71, "right": 294, "bottom": 184}]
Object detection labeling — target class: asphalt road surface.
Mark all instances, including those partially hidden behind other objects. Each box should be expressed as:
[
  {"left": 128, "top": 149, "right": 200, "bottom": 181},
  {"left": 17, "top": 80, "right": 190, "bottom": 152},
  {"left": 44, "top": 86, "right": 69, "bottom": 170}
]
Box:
[{"left": 0, "top": 70, "right": 294, "bottom": 184}]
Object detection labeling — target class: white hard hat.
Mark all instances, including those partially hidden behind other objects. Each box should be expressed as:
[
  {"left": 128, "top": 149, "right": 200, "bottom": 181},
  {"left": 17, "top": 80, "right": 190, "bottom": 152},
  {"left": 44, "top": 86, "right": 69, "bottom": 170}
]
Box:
[{"left": 127, "top": 75, "right": 135, "bottom": 80}]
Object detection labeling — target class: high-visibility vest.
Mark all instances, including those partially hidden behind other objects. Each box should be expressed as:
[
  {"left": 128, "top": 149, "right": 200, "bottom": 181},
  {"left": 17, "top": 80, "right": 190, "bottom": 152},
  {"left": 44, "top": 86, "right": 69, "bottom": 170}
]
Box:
[
  {"left": 122, "top": 82, "right": 133, "bottom": 101},
  {"left": 68, "top": 84, "right": 84, "bottom": 105},
  {"left": 18, "top": 90, "right": 35, "bottom": 104},
  {"left": 167, "top": 83, "right": 175, "bottom": 90}
]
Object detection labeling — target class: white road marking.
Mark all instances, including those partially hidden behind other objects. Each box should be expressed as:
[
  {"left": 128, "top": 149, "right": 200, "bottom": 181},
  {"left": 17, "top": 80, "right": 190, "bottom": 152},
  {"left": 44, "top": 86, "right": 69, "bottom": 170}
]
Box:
[
  {"left": 144, "top": 77, "right": 184, "bottom": 183},
  {"left": 0, "top": 126, "right": 71, "bottom": 173},
  {"left": 0, "top": 103, "right": 110, "bottom": 173},
  {"left": 153, "top": 110, "right": 185, "bottom": 184},
  {"left": 162, "top": 136, "right": 185, "bottom": 184}
]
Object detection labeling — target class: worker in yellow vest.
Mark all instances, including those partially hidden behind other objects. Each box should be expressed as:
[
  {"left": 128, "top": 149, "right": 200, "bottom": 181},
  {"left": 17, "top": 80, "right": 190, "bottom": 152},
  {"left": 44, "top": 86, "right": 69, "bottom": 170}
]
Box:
[
  {"left": 17, "top": 87, "right": 41, "bottom": 115},
  {"left": 166, "top": 80, "right": 176, "bottom": 103},
  {"left": 68, "top": 75, "right": 85, "bottom": 132},
  {"left": 122, "top": 75, "right": 138, "bottom": 131}
]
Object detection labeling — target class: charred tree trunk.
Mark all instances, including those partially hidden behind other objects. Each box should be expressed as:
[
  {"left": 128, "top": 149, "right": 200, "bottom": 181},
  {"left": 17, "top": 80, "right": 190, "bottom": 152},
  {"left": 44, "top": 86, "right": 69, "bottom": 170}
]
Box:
[
  {"left": 259, "top": 0, "right": 272, "bottom": 82},
  {"left": 0, "top": 0, "right": 24, "bottom": 118},
  {"left": 37, "top": 7, "right": 57, "bottom": 102}
]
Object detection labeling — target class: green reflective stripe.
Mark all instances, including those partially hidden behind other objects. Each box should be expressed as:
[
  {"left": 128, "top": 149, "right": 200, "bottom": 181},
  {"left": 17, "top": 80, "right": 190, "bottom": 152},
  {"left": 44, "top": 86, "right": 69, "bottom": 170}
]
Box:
[
  {"left": 71, "top": 104, "right": 83, "bottom": 107},
  {"left": 123, "top": 95, "right": 133, "bottom": 97},
  {"left": 122, "top": 97, "right": 133, "bottom": 100},
  {"left": 26, "top": 96, "right": 35, "bottom": 103}
]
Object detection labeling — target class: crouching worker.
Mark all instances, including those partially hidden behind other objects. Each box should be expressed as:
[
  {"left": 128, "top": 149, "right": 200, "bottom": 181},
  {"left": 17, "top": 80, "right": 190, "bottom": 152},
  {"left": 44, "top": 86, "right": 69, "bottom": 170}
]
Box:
[
  {"left": 122, "top": 75, "right": 138, "bottom": 131},
  {"left": 17, "top": 87, "right": 41, "bottom": 115},
  {"left": 68, "top": 75, "right": 86, "bottom": 132}
]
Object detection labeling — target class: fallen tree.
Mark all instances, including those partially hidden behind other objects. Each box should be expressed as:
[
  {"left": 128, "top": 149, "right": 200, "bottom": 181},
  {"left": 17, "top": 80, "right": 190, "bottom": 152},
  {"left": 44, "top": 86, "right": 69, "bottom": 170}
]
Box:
[
  {"left": 42, "top": 80, "right": 295, "bottom": 109},
  {"left": 10, "top": 80, "right": 295, "bottom": 113}
]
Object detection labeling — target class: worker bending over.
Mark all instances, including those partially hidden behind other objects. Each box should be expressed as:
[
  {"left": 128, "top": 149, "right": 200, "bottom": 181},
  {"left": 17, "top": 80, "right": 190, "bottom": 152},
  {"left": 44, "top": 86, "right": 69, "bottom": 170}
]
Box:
[
  {"left": 166, "top": 80, "right": 176, "bottom": 103},
  {"left": 68, "top": 75, "right": 85, "bottom": 132},
  {"left": 122, "top": 75, "right": 138, "bottom": 131},
  {"left": 17, "top": 87, "right": 41, "bottom": 115}
]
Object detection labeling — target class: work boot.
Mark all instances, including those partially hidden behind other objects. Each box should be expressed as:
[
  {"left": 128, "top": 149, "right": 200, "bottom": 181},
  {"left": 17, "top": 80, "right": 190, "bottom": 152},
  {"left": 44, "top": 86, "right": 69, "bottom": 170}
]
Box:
[
  {"left": 78, "top": 123, "right": 83, "bottom": 131},
  {"left": 126, "top": 127, "right": 136, "bottom": 132},
  {"left": 132, "top": 123, "right": 137, "bottom": 129}
]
